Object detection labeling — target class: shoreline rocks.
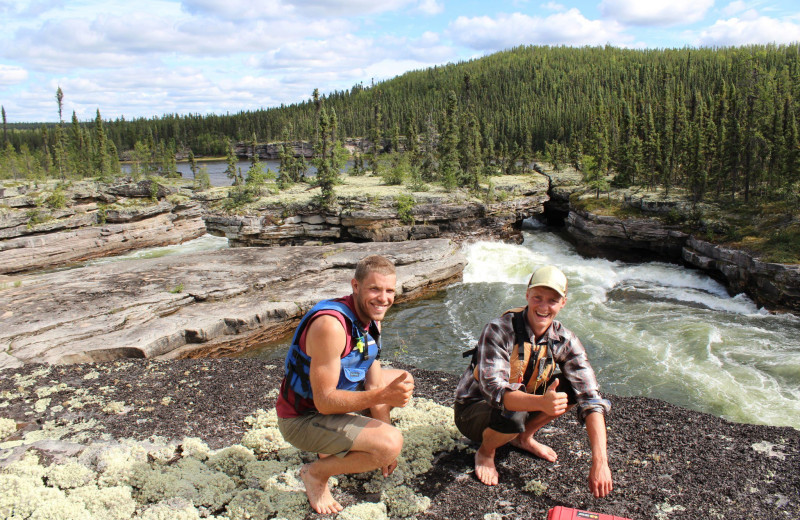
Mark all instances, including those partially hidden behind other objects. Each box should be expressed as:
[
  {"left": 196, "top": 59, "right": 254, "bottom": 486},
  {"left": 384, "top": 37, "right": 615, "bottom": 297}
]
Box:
[
  {"left": 0, "top": 239, "right": 466, "bottom": 368},
  {"left": 0, "top": 180, "right": 205, "bottom": 274},
  {"left": 540, "top": 165, "right": 800, "bottom": 314},
  {"left": 205, "top": 193, "right": 546, "bottom": 247}
]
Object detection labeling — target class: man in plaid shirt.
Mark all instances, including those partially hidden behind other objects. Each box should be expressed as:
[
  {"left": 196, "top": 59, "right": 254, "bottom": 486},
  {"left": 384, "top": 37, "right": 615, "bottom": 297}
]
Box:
[{"left": 454, "top": 265, "right": 613, "bottom": 498}]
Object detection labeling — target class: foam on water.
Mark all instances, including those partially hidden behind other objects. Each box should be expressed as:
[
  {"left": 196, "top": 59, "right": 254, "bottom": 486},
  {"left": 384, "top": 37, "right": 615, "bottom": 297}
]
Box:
[{"left": 84, "top": 234, "right": 229, "bottom": 266}]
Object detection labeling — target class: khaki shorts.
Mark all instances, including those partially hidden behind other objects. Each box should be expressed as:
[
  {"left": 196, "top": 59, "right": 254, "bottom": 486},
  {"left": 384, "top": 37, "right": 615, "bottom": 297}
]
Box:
[{"left": 278, "top": 412, "right": 372, "bottom": 457}]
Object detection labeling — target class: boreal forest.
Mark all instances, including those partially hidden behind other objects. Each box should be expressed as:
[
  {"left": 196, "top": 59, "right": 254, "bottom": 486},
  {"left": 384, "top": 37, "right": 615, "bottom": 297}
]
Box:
[{"left": 2, "top": 44, "right": 800, "bottom": 205}]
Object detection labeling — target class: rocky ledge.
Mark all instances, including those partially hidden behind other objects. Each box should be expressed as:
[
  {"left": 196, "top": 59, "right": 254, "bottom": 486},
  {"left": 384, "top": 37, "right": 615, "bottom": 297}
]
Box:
[
  {"left": 0, "top": 180, "right": 206, "bottom": 274},
  {"left": 205, "top": 194, "right": 545, "bottom": 247},
  {"left": 0, "top": 239, "right": 466, "bottom": 369},
  {"left": 0, "top": 359, "right": 797, "bottom": 519},
  {"left": 540, "top": 166, "right": 800, "bottom": 313}
]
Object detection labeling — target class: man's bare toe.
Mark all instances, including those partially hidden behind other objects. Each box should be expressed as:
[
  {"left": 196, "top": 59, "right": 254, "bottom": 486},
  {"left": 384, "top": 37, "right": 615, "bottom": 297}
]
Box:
[
  {"left": 474, "top": 451, "right": 499, "bottom": 486},
  {"left": 300, "top": 464, "right": 342, "bottom": 514},
  {"left": 512, "top": 437, "right": 558, "bottom": 462}
]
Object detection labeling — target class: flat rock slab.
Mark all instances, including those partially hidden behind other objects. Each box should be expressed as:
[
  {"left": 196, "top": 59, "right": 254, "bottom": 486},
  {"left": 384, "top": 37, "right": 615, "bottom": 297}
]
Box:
[{"left": 0, "top": 238, "right": 466, "bottom": 368}]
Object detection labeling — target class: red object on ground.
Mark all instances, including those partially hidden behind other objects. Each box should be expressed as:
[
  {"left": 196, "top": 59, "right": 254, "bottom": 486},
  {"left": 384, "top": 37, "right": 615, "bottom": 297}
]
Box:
[{"left": 547, "top": 506, "right": 632, "bottom": 520}]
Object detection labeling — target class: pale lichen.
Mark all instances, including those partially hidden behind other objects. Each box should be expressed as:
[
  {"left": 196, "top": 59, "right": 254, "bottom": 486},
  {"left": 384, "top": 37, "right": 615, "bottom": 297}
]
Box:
[
  {"left": 35, "top": 383, "right": 70, "bottom": 398},
  {"left": 241, "top": 427, "right": 294, "bottom": 456},
  {"left": 47, "top": 460, "right": 96, "bottom": 489},
  {"left": 138, "top": 497, "right": 202, "bottom": 520},
  {"left": 68, "top": 485, "right": 137, "bottom": 520},
  {"left": 102, "top": 400, "right": 128, "bottom": 414},
  {"left": 337, "top": 501, "right": 388, "bottom": 520},
  {"left": 181, "top": 436, "right": 211, "bottom": 461},
  {"left": 206, "top": 445, "right": 257, "bottom": 477},
  {"left": 34, "top": 397, "right": 51, "bottom": 413},
  {"left": 382, "top": 484, "right": 431, "bottom": 518},
  {"left": 523, "top": 478, "right": 548, "bottom": 495},
  {"left": 244, "top": 408, "right": 279, "bottom": 430},
  {"left": 0, "top": 416, "right": 17, "bottom": 439},
  {"left": 225, "top": 489, "right": 274, "bottom": 520}
]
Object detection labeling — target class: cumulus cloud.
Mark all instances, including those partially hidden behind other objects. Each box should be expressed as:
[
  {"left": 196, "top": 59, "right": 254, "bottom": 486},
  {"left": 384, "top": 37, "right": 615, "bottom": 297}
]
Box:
[
  {"left": 541, "top": 2, "right": 566, "bottom": 12},
  {"left": 721, "top": 1, "right": 748, "bottom": 18},
  {"left": 600, "top": 0, "right": 714, "bottom": 27},
  {"left": 181, "top": 0, "right": 424, "bottom": 19},
  {"left": 0, "top": 64, "right": 29, "bottom": 85},
  {"left": 448, "top": 10, "right": 631, "bottom": 50},
  {"left": 415, "top": 0, "right": 444, "bottom": 15},
  {"left": 697, "top": 14, "right": 800, "bottom": 46}
]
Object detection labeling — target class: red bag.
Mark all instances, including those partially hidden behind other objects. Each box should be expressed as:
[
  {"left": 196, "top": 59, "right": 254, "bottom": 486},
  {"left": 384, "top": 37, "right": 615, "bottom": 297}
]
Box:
[{"left": 547, "top": 506, "right": 632, "bottom": 520}]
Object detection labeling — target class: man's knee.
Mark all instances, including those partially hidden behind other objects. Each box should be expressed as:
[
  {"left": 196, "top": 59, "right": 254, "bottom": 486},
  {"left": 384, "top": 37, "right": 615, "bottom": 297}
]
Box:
[
  {"left": 370, "top": 424, "right": 403, "bottom": 465},
  {"left": 381, "top": 426, "right": 404, "bottom": 462}
]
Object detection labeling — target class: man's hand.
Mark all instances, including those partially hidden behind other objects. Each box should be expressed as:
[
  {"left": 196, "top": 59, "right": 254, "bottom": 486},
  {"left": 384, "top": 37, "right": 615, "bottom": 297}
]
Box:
[
  {"left": 381, "top": 373, "right": 413, "bottom": 408},
  {"left": 589, "top": 458, "right": 613, "bottom": 498},
  {"left": 540, "top": 378, "right": 568, "bottom": 416}
]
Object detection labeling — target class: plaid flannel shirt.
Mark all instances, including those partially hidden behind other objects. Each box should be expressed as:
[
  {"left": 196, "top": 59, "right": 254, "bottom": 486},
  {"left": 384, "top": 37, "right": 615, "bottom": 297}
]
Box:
[{"left": 455, "top": 308, "right": 610, "bottom": 423}]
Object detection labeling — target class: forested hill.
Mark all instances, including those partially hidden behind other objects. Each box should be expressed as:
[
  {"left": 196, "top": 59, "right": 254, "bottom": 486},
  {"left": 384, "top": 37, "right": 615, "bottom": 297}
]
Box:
[{"left": 4, "top": 44, "right": 800, "bottom": 203}]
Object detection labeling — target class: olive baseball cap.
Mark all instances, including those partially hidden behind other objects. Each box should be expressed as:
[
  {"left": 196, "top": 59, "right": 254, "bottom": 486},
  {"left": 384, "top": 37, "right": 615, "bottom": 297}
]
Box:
[{"left": 527, "top": 265, "right": 568, "bottom": 297}]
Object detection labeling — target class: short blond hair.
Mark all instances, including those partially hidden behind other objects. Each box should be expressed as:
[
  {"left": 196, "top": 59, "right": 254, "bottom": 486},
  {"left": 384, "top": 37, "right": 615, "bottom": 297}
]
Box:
[{"left": 354, "top": 255, "right": 396, "bottom": 281}]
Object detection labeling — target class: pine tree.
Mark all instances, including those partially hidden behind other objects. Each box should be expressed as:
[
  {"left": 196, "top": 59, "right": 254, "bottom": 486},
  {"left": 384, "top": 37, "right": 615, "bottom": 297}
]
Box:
[
  {"left": 93, "top": 109, "right": 111, "bottom": 180},
  {"left": 439, "top": 90, "right": 460, "bottom": 190},
  {"left": 224, "top": 141, "right": 242, "bottom": 185},
  {"left": 314, "top": 107, "right": 338, "bottom": 208},
  {"left": 188, "top": 150, "right": 198, "bottom": 179},
  {"left": 367, "top": 96, "right": 383, "bottom": 176},
  {"left": 1, "top": 106, "right": 7, "bottom": 147}
]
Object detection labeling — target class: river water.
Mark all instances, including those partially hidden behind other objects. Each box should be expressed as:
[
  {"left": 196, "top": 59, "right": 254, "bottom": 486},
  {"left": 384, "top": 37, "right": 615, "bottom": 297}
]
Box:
[
  {"left": 242, "top": 226, "right": 800, "bottom": 430},
  {"left": 122, "top": 159, "right": 353, "bottom": 186}
]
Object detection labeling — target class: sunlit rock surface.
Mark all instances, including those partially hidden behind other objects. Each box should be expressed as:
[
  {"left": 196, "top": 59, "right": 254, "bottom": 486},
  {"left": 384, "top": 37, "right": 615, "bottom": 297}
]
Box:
[{"left": 0, "top": 239, "right": 465, "bottom": 368}]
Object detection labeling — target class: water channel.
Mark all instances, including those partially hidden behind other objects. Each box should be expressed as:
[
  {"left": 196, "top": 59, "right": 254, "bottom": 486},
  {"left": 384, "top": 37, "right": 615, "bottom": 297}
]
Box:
[
  {"left": 122, "top": 158, "right": 352, "bottom": 187},
  {"left": 239, "top": 224, "right": 800, "bottom": 430}
]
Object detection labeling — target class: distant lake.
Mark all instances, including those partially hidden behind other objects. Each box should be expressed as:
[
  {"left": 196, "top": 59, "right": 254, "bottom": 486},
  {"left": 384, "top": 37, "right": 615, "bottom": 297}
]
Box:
[{"left": 122, "top": 159, "right": 353, "bottom": 187}]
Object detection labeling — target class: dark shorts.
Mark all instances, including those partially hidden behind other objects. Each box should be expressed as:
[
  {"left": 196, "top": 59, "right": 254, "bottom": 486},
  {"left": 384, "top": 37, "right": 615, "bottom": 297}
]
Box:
[
  {"left": 453, "top": 375, "right": 576, "bottom": 443},
  {"left": 278, "top": 412, "right": 373, "bottom": 457}
]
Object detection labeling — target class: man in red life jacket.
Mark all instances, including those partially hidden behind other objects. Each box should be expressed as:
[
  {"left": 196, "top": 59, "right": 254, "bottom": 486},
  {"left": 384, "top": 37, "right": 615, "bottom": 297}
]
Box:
[
  {"left": 454, "top": 265, "right": 613, "bottom": 498},
  {"left": 276, "top": 255, "right": 414, "bottom": 514}
]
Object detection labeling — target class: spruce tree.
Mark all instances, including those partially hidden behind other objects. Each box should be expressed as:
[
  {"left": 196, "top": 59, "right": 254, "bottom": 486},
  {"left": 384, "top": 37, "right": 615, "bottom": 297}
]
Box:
[{"left": 439, "top": 90, "right": 460, "bottom": 190}]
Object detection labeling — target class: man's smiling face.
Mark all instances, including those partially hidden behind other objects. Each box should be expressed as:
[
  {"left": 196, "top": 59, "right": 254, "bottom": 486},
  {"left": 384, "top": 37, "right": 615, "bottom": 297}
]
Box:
[
  {"left": 525, "top": 285, "right": 566, "bottom": 338},
  {"left": 351, "top": 271, "right": 396, "bottom": 325}
]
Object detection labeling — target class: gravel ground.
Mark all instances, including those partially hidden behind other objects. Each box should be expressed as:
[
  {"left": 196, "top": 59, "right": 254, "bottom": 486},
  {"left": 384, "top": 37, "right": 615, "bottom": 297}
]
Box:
[{"left": 1, "top": 358, "right": 798, "bottom": 520}]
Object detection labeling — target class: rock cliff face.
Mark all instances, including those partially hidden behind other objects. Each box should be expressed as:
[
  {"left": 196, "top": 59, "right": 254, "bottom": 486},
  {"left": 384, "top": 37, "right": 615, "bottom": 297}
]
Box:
[
  {"left": 0, "top": 181, "right": 206, "bottom": 274},
  {"left": 683, "top": 237, "right": 800, "bottom": 312},
  {"left": 540, "top": 166, "right": 800, "bottom": 313},
  {"left": 205, "top": 194, "right": 546, "bottom": 246},
  {"left": 0, "top": 239, "right": 466, "bottom": 368}
]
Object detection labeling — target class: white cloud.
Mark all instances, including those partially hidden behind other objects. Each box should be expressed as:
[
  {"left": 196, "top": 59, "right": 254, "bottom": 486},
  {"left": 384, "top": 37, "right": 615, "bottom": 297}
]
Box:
[
  {"left": 182, "top": 0, "right": 422, "bottom": 19},
  {"left": 721, "top": 1, "right": 748, "bottom": 17},
  {"left": 448, "top": 10, "right": 631, "bottom": 50},
  {"left": 697, "top": 15, "right": 800, "bottom": 46},
  {"left": 0, "top": 65, "right": 29, "bottom": 85},
  {"left": 600, "top": 0, "right": 714, "bottom": 27},
  {"left": 541, "top": 2, "right": 566, "bottom": 12},
  {"left": 180, "top": 0, "right": 289, "bottom": 20},
  {"left": 415, "top": 0, "right": 443, "bottom": 15}
]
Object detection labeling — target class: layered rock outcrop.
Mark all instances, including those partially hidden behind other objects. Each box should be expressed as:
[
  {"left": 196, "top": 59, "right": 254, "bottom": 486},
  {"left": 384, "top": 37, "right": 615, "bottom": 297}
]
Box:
[
  {"left": 0, "top": 239, "right": 466, "bottom": 368},
  {"left": 540, "top": 165, "right": 800, "bottom": 313},
  {"left": 205, "top": 193, "right": 546, "bottom": 246},
  {"left": 0, "top": 181, "right": 206, "bottom": 274}
]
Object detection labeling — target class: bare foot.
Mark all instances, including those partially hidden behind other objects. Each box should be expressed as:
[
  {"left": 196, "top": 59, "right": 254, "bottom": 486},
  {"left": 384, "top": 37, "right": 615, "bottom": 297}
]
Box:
[
  {"left": 474, "top": 449, "right": 499, "bottom": 486},
  {"left": 300, "top": 463, "right": 343, "bottom": 515},
  {"left": 511, "top": 436, "right": 558, "bottom": 462}
]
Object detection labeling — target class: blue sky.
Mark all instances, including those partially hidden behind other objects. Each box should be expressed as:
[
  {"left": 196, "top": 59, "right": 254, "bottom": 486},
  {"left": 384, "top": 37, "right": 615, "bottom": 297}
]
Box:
[{"left": 1, "top": 0, "right": 799, "bottom": 123}]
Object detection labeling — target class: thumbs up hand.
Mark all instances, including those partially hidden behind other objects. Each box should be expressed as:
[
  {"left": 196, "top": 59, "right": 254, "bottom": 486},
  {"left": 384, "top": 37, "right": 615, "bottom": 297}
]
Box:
[{"left": 541, "top": 378, "right": 568, "bottom": 417}]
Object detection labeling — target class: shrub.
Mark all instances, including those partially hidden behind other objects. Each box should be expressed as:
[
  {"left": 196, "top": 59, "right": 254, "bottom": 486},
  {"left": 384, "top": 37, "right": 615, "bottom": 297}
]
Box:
[{"left": 396, "top": 194, "right": 415, "bottom": 225}]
